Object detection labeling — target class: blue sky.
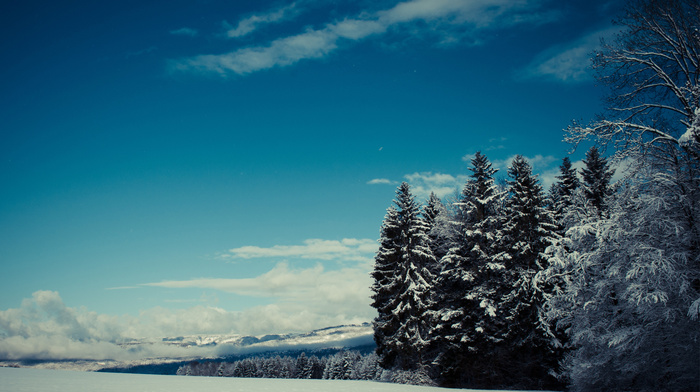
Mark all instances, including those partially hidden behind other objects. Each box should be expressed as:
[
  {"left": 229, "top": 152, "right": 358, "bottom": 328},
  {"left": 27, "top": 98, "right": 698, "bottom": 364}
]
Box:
[{"left": 1, "top": 0, "right": 623, "bottom": 359}]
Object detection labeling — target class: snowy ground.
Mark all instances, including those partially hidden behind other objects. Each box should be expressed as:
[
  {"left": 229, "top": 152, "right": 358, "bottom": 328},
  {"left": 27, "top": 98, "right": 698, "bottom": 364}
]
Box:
[{"left": 0, "top": 367, "right": 547, "bottom": 392}]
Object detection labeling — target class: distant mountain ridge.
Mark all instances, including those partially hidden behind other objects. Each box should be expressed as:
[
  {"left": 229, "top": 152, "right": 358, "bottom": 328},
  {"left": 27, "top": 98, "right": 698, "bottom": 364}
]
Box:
[
  {"left": 0, "top": 323, "right": 375, "bottom": 372},
  {"left": 121, "top": 322, "right": 373, "bottom": 350}
]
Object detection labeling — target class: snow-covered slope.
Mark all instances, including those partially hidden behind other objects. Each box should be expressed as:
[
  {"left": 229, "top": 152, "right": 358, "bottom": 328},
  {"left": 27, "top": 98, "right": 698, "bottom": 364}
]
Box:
[
  {"left": 2, "top": 367, "right": 546, "bottom": 392},
  {"left": 151, "top": 323, "right": 374, "bottom": 354}
]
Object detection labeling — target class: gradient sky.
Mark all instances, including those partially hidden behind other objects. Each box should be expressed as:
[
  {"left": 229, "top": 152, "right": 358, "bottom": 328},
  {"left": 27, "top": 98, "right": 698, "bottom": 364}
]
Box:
[{"left": 0, "top": 0, "right": 624, "bottom": 358}]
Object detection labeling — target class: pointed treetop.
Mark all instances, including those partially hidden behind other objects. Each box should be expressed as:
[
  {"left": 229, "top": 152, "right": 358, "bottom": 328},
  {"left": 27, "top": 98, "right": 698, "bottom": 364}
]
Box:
[{"left": 581, "top": 147, "right": 614, "bottom": 214}]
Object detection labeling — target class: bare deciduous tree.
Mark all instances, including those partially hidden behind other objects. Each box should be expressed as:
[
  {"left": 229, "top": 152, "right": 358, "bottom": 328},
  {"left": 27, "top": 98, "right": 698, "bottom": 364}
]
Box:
[{"left": 566, "top": 0, "right": 700, "bottom": 160}]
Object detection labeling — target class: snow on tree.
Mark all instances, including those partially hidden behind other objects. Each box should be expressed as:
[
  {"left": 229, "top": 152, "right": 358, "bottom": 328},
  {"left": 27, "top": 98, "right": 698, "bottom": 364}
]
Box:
[
  {"left": 349, "top": 352, "right": 380, "bottom": 380},
  {"left": 371, "top": 205, "right": 402, "bottom": 370},
  {"left": 580, "top": 147, "right": 614, "bottom": 216},
  {"left": 550, "top": 0, "right": 700, "bottom": 389},
  {"left": 371, "top": 182, "right": 438, "bottom": 372},
  {"left": 423, "top": 192, "right": 452, "bottom": 263},
  {"left": 551, "top": 157, "right": 580, "bottom": 223},
  {"left": 429, "top": 152, "right": 507, "bottom": 386},
  {"left": 566, "top": 0, "right": 700, "bottom": 157},
  {"left": 542, "top": 179, "right": 700, "bottom": 391},
  {"left": 323, "top": 351, "right": 362, "bottom": 380},
  {"left": 485, "top": 155, "right": 560, "bottom": 389}
]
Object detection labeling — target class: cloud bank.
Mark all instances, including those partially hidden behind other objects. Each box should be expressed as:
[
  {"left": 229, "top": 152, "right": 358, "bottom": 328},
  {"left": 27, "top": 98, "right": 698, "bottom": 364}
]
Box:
[
  {"left": 0, "top": 288, "right": 375, "bottom": 361},
  {"left": 0, "top": 238, "right": 379, "bottom": 360},
  {"left": 171, "top": 0, "right": 552, "bottom": 76}
]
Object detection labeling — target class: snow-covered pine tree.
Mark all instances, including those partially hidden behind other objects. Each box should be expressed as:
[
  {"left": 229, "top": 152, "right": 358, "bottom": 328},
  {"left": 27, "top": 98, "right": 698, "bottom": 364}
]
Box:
[
  {"left": 294, "top": 352, "right": 308, "bottom": 379},
  {"left": 371, "top": 205, "right": 402, "bottom": 369},
  {"left": 423, "top": 192, "right": 452, "bottom": 263},
  {"left": 488, "top": 155, "right": 560, "bottom": 389},
  {"left": 300, "top": 355, "right": 324, "bottom": 379},
  {"left": 551, "top": 157, "right": 579, "bottom": 223},
  {"left": 431, "top": 152, "right": 505, "bottom": 387},
  {"left": 581, "top": 147, "right": 614, "bottom": 216},
  {"left": 371, "top": 182, "right": 438, "bottom": 372}
]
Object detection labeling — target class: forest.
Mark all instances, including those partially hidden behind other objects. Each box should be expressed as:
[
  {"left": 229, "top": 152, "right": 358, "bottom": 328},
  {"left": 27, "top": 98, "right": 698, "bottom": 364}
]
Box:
[
  {"left": 176, "top": 350, "right": 439, "bottom": 385},
  {"left": 370, "top": 0, "right": 699, "bottom": 390},
  {"left": 177, "top": 1, "right": 699, "bottom": 390}
]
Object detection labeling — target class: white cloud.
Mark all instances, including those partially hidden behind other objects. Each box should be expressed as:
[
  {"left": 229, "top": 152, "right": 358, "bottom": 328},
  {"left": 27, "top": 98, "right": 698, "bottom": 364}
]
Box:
[
  {"left": 538, "top": 165, "right": 562, "bottom": 190},
  {"left": 170, "top": 27, "right": 199, "bottom": 37},
  {"left": 330, "top": 18, "right": 387, "bottom": 40},
  {"left": 378, "top": 0, "right": 532, "bottom": 27},
  {"left": 0, "top": 285, "right": 375, "bottom": 360},
  {"left": 462, "top": 153, "right": 561, "bottom": 189},
  {"left": 223, "top": 238, "right": 377, "bottom": 262},
  {"left": 0, "top": 237, "right": 380, "bottom": 360},
  {"left": 521, "top": 26, "right": 620, "bottom": 82},
  {"left": 491, "top": 154, "right": 558, "bottom": 172},
  {"left": 403, "top": 171, "right": 468, "bottom": 200},
  {"left": 172, "top": 0, "right": 550, "bottom": 76},
  {"left": 173, "top": 28, "right": 339, "bottom": 75},
  {"left": 226, "top": 3, "right": 300, "bottom": 38},
  {"left": 143, "top": 261, "right": 373, "bottom": 323},
  {"left": 367, "top": 178, "right": 395, "bottom": 185},
  {"left": 461, "top": 153, "right": 477, "bottom": 163}
]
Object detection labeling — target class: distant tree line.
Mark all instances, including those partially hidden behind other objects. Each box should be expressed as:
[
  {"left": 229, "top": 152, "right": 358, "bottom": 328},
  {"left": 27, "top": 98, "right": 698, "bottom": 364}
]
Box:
[
  {"left": 370, "top": 0, "right": 700, "bottom": 390},
  {"left": 176, "top": 350, "right": 433, "bottom": 385}
]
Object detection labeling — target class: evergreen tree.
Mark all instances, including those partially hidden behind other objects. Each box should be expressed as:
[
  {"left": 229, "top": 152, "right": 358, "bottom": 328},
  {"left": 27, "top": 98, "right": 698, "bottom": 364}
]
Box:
[
  {"left": 552, "top": 157, "right": 579, "bottom": 222},
  {"left": 371, "top": 182, "right": 437, "bottom": 371},
  {"left": 423, "top": 192, "right": 451, "bottom": 263},
  {"left": 581, "top": 147, "right": 614, "bottom": 215},
  {"left": 489, "top": 155, "right": 560, "bottom": 389},
  {"left": 295, "top": 352, "right": 308, "bottom": 379},
  {"left": 371, "top": 205, "right": 402, "bottom": 369},
  {"left": 301, "top": 355, "right": 324, "bottom": 379},
  {"left": 432, "top": 152, "right": 504, "bottom": 387}
]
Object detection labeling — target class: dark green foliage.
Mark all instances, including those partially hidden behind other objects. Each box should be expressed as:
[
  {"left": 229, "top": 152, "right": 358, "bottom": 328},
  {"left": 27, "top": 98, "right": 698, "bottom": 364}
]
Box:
[
  {"left": 581, "top": 147, "right": 614, "bottom": 215},
  {"left": 476, "top": 155, "right": 561, "bottom": 389},
  {"left": 431, "top": 152, "right": 506, "bottom": 387},
  {"left": 551, "top": 156, "right": 579, "bottom": 223},
  {"left": 371, "top": 183, "right": 437, "bottom": 371}
]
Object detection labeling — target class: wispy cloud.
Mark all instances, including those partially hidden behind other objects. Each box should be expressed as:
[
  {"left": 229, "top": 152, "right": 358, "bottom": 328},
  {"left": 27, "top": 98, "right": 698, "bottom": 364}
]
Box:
[
  {"left": 520, "top": 26, "right": 620, "bottom": 83},
  {"left": 226, "top": 3, "right": 300, "bottom": 38},
  {"left": 144, "top": 261, "right": 372, "bottom": 307},
  {"left": 172, "top": 28, "right": 341, "bottom": 75},
  {"left": 404, "top": 171, "right": 468, "bottom": 200},
  {"left": 171, "top": 0, "right": 551, "bottom": 76},
  {"left": 367, "top": 178, "right": 395, "bottom": 185},
  {"left": 222, "top": 238, "right": 377, "bottom": 263},
  {"left": 170, "top": 27, "right": 199, "bottom": 37},
  {"left": 140, "top": 260, "right": 375, "bottom": 335},
  {"left": 490, "top": 153, "right": 558, "bottom": 171}
]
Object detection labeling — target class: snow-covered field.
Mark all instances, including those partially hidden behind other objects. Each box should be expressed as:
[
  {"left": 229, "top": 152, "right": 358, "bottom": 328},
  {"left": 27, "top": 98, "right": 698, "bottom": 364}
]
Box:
[
  {"left": 0, "top": 367, "right": 557, "bottom": 392},
  {"left": 1, "top": 367, "right": 461, "bottom": 392}
]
